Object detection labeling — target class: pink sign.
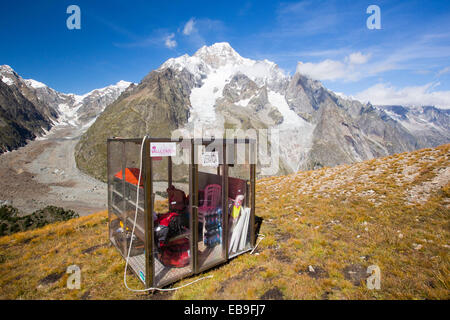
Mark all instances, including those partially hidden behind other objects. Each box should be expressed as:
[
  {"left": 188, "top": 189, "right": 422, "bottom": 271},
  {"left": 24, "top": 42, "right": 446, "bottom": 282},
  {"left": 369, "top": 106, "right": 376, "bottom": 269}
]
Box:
[{"left": 150, "top": 142, "right": 176, "bottom": 157}]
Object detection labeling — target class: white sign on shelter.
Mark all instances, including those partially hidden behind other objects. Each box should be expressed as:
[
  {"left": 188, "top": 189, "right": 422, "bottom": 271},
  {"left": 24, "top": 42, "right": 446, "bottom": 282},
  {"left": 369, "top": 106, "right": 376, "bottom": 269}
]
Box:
[
  {"left": 201, "top": 151, "right": 219, "bottom": 167},
  {"left": 150, "top": 142, "right": 177, "bottom": 157}
]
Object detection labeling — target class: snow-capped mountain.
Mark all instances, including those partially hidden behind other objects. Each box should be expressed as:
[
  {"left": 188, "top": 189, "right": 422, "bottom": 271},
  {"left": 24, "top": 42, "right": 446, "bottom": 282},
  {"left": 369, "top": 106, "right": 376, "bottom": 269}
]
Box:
[
  {"left": 377, "top": 105, "right": 450, "bottom": 147},
  {"left": 73, "top": 42, "right": 450, "bottom": 179},
  {"left": 0, "top": 65, "right": 132, "bottom": 153},
  {"left": 160, "top": 42, "right": 288, "bottom": 125},
  {"left": 157, "top": 43, "right": 314, "bottom": 171}
]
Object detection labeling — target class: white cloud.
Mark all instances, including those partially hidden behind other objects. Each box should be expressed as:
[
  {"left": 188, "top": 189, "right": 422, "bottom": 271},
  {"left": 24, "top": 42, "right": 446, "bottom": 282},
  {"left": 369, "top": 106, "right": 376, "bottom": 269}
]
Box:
[
  {"left": 183, "top": 18, "right": 196, "bottom": 35},
  {"left": 347, "top": 52, "right": 371, "bottom": 65},
  {"left": 296, "top": 52, "right": 371, "bottom": 81},
  {"left": 164, "top": 33, "right": 177, "bottom": 49},
  {"left": 297, "top": 59, "right": 347, "bottom": 81},
  {"left": 437, "top": 66, "right": 450, "bottom": 77},
  {"left": 180, "top": 17, "right": 226, "bottom": 48},
  {"left": 355, "top": 82, "right": 450, "bottom": 109},
  {"left": 293, "top": 32, "right": 450, "bottom": 82}
]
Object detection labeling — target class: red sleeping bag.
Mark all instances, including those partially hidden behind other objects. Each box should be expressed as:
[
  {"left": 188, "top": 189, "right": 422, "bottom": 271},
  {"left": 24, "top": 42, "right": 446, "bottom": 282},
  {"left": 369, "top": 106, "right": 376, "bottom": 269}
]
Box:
[{"left": 160, "top": 237, "right": 190, "bottom": 268}]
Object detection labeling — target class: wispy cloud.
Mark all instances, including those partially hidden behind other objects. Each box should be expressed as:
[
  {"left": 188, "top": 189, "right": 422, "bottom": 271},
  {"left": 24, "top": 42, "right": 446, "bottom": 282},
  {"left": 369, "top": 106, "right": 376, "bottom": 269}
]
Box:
[
  {"left": 112, "top": 28, "right": 178, "bottom": 49},
  {"left": 295, "top": 30, "right": 450, "bottom": 83},
  {"left": 437, "top": 66, "right": 450, "bottom": 77},
  {"left": 164, "top": 33, "right": 177, "bottom": 49},
  {"left": 114, "top": 33, "right": 163, "bottom": 48},
  {"left": 183, "top": 18, "right": 196, "bottom": 35},
  {"left": 180, "top": 17, "right": 226, "bottom": 48},
  {"left": 238, "top": 2, "right": 252, "bottom": 16},
  {"left": 270, "top": 0, "right": 348, "bottom": 38},
  {"left": 355, "top": 82, "right": 450, "bottom": 109},
  {"left": 92, "top": 14, "right": 140, "bottom": 41},
  {"left": 94, "top": 14, "right": 179, "bottom": 50},
  {"left": 370, "top": 34, "right": 450, "bottom": 72}
]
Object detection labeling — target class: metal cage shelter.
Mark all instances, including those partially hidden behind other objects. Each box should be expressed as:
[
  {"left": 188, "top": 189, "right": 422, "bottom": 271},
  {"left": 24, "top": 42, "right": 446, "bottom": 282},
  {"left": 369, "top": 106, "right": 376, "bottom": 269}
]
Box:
[{"left": 107, "top": 137, "right": 257, "bottom": 288}]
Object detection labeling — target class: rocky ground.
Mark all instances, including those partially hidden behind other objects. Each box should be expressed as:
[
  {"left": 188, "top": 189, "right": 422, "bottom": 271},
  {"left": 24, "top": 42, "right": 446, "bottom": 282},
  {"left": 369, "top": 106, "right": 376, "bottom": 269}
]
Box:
[
  {"left": 0, "top": 144, "right": 448, "bottom": 299},
  {"left": 0, "top": 124, "right": 107, "bottom": 216}
]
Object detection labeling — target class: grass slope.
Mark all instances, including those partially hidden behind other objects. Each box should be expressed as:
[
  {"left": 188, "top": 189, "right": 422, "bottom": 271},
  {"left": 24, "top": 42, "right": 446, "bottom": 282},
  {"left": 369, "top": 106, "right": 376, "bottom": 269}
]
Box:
[{"left": 0, "top": 144, "right": 449, "bottom": 299}]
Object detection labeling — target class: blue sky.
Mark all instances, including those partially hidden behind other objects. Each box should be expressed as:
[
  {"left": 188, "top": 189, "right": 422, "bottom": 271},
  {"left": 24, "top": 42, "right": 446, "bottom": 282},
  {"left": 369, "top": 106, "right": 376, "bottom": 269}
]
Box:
[{"left": 1, "top": 0, "right": 450, "bottom": 107}]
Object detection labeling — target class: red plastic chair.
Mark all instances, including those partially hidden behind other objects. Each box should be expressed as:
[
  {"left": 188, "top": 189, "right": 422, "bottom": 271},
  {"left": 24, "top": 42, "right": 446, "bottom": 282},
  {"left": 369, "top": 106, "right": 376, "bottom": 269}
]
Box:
[{"left": 198, "top": 184, "right": 222, "bottom": 223}]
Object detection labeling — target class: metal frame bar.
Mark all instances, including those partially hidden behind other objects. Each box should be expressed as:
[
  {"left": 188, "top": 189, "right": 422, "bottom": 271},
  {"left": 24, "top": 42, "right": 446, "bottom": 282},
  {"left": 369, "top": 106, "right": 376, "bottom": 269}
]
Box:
[
  {"left": 223, "top": 142, "right": 230, "bottom": 261},
  {"left": 250, "top": 164, "right": 256, "bottom": 247},
  {"left": 191, "top": 140, "right": 199, "bottom": 274},
  {"left": 250, "top": 140, "right": 257, "bottom": 246},
  {"left": 121, "top": 141, "right": 127, "bottom": 255},
  {"left": 188, "top": 141, "right": 195, "bottom": 277},
  {"left": 106, "top": 140, "right": 112, "bottom": 244},
  {"left": 143, "top": 138, "right": 153, "bottom": 287},
  {"left": 168, "top": 156, "right": 172, "bottom": 189}
]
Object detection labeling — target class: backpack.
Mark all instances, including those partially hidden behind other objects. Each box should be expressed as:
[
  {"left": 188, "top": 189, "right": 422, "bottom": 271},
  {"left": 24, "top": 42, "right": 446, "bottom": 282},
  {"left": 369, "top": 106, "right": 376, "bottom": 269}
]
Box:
[
  {"left": 160, "top": 237, "right": 190, "bottom": 268},
  {"left": 155, "top": 211, "right": 189, "bottom": 248},
  {"left": 167, "top": 185, "right": 188, "bottom": 213}
]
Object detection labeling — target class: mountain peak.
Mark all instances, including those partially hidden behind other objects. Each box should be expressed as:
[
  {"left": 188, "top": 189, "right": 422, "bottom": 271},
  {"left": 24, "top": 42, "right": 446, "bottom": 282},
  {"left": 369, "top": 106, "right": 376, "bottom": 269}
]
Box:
[
  {"left": 192, "top": 42, "right": 247, "bottom": 69},
  {"left": 0, "top": 65, "right": 15, "bottom": 74},
  {"left": 194, "top": 42, "right": 237, "bottom": 56},
  {"left": 160, "top": 42, "right": 286, "bottom": 85},
  {"left": 0, "top": 65, "right": 18, "bottom": 86},
  {"left": 114, "top": 80, "right": 133, "bottom": 89}
]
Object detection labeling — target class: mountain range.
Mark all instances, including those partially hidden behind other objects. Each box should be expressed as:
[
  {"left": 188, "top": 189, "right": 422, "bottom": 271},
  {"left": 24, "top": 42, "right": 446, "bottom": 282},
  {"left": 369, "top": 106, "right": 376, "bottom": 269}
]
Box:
[
  {"left": 1, "top": 43, "right": 449, "bottom": 180},
  {"left": 0, "top": 64, "right": 132, "bottom": 153},
  {"left": 74, "top": 42, "right": 450, "bottom": 180}
]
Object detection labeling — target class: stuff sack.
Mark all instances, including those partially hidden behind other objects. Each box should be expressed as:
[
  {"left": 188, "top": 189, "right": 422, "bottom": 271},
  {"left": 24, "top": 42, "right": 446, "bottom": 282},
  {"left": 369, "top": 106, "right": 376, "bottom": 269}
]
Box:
[
  {"left": 167, "top": 185, "right": 188, "bottom": 213},
  {"left": 155, "top": 211, "right": 189, "bottom": 248},
  {"left": 160, "top": 237, "right": 190, "bottom": 268}
]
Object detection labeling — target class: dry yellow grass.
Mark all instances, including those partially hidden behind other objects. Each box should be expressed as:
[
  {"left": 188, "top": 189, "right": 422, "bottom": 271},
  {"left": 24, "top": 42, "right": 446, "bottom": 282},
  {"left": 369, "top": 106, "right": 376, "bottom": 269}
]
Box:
[{"left": 0, "top": 144, "right": 449, "bottom": 299}]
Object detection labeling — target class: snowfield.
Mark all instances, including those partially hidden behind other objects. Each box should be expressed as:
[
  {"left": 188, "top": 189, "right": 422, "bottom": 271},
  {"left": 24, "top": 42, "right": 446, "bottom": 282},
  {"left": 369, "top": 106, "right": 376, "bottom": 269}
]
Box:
[
  {"left": 24, "top": 78, "right": 47, "bottom": 89},
  {"left": 1, "top": 76, "right": 14, "bottom": 85}
]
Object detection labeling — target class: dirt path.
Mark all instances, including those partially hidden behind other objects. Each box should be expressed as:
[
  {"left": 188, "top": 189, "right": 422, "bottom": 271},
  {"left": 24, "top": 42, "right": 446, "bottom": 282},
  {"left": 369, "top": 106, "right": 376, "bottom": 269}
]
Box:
[{"left": 0, "top": 124, "right": 107, "bottom": 216}]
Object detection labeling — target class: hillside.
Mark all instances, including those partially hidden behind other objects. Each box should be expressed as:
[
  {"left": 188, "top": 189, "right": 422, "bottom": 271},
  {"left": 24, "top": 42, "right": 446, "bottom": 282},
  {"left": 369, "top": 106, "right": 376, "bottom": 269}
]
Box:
[
  {"left": 0, "top": 65, "right": 132, "bottom": 154},
  {"left": 0, "top": 144, "right": 448, "bottom": 300},
  {"left": 75, "top": 68, "right": 193, "bottom": 182},
  {"left": 0, "top": 79, "right": 52, "bottom": 152}
]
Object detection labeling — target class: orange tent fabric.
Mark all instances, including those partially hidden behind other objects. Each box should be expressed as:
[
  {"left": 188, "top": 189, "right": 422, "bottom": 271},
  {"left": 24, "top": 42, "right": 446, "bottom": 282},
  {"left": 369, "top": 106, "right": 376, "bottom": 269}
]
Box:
[{"left": 114, "top": 168, "right": 144, "bottom": 187}]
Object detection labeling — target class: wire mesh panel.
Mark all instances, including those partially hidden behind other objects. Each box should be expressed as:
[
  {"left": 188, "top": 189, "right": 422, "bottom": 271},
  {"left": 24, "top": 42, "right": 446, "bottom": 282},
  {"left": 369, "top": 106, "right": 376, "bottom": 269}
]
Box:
[
  {"left": 195, "top": 141, "right": 227, "bottom": 271},
  {"left": 108, "top": 140, "right": 126, "bottom": 255},
  {"left": 108, "top": 139, "right": 147, "bottom": 282},
  {"left": 152, "top": 140, "right": 193, "bottom": 287},
  {"left": 108, "top": 140, "right": 124, "bottom": 220},
  {"left": 227, "top": 141, "right": 253, "bottom": 258},
  {"left": 122, "top": 141, "right": 146, "bottom": 279}
]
